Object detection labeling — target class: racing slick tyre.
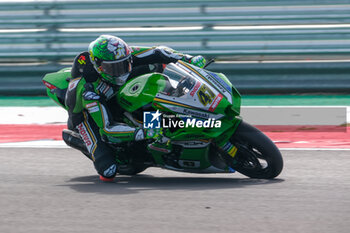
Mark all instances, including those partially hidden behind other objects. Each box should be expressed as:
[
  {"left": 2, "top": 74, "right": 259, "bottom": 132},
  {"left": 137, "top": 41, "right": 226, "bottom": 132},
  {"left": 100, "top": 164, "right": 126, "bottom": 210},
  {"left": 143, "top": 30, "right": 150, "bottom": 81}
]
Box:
[
  {"left": 229, "top": 120, "right": 283, "bottom": 179},
  {"left": 117, "top": 164, "right": 148, "bottom": 175}
]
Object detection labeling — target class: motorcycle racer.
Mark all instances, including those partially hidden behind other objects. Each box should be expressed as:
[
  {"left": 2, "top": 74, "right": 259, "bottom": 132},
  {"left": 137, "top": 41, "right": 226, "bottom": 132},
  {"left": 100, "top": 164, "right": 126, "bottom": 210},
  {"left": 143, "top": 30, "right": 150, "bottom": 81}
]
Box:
[{"left": 65, "top": 35, "right": 206, "bottom": 182}]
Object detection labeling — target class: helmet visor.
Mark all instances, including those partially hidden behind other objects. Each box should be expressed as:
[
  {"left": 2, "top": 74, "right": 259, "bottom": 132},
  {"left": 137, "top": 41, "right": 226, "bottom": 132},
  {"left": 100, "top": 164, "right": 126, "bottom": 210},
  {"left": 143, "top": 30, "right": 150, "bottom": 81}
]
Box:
[{"left": 101, "top": 56, "right": 132, "bottom": 80}]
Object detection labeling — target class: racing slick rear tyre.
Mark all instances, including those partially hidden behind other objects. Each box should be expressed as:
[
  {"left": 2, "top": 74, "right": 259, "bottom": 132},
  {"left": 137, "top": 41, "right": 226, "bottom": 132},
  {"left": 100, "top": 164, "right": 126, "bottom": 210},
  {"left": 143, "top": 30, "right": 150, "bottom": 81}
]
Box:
[
  {"left": 117, "top": 164, "right": 148, "bottom": 175},
  {"left": 229, "top": 121, "right": 283, "bottom": 179}
]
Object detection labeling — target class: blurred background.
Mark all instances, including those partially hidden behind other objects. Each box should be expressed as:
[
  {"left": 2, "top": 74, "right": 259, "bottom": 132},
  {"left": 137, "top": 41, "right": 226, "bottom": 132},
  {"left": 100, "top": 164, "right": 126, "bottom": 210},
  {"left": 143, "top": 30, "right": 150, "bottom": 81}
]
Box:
[{"left": 1, "top": 0, "right": 350, "bottom": 95}]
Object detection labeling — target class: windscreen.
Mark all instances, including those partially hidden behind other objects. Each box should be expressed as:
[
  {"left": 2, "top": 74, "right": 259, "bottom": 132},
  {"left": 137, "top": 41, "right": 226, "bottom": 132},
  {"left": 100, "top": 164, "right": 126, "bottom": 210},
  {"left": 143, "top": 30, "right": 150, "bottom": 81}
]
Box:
[{"left": 162, "top": 63, "right": 197, "bottom": 97}]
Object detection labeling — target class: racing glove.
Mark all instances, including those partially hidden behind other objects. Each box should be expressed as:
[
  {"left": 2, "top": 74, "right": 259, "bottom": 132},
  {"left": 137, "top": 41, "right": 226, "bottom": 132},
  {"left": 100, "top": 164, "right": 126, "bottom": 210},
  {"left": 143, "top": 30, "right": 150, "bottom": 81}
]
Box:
[{"left": 190, "top": 55, "right": 206, "bottom": 68}]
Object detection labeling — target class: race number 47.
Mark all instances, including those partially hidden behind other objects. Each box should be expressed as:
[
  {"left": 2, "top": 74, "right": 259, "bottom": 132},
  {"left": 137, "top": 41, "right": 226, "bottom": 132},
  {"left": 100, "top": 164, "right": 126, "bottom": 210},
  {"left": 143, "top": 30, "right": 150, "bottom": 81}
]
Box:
[{"left": 197, "top": 84, "right": 215, "bottom": 106}]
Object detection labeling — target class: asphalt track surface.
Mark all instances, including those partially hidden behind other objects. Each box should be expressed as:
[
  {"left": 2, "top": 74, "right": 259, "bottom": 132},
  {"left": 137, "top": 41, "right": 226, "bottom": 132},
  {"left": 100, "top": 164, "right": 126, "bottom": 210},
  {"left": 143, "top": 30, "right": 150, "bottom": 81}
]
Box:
[{"left": 0, "top": 148, "right": 349, "bottom": 233}]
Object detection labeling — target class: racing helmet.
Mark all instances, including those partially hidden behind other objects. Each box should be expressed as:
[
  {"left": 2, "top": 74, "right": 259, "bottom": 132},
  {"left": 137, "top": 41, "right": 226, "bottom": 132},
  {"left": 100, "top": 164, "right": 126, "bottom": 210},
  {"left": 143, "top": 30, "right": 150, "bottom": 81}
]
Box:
[{"left": 88, "top": 35, "right": 132, "bottom": 85}]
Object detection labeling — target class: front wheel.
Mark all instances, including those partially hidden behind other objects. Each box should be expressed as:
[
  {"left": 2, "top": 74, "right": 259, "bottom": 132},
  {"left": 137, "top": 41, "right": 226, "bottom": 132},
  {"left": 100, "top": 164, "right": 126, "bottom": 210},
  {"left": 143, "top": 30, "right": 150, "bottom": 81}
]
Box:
[{"left": 228, "top": 121, "right": 283, "bottom": 179}]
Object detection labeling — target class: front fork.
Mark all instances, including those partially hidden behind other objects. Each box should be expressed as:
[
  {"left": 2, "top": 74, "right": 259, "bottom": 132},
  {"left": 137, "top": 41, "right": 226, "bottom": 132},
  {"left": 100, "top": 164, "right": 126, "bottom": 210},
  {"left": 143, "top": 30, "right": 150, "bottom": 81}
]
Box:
[
  {"left": 213, "top": 117, "right": 242, "bottom": 171},
  {"left": 215, "top": 117, "right": 241, "bottom": 148}
]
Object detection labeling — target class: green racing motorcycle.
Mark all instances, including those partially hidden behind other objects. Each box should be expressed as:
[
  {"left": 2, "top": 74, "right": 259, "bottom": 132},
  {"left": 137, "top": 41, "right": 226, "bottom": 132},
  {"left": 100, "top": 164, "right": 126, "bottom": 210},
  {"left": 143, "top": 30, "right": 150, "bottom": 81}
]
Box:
[{"left": 43, "top": 60, "right": 283, "bottom": 179}]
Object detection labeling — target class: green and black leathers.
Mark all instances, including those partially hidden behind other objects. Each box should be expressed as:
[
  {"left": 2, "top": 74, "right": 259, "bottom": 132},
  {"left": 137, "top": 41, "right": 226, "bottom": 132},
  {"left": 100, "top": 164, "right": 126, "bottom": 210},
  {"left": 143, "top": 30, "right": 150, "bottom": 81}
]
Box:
[
  {"left": 66, "top": 46, "right": 198, "bottom": 144},
  {"left": 60, "top": 46, "right": 202, "bottom": 178}
]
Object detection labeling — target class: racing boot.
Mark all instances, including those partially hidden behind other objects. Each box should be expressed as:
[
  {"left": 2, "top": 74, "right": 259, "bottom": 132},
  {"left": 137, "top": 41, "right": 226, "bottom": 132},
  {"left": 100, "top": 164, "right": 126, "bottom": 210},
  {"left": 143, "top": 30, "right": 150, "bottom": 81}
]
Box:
[{"left": 62, "top": 129, "right": 93, "bottom": 160}]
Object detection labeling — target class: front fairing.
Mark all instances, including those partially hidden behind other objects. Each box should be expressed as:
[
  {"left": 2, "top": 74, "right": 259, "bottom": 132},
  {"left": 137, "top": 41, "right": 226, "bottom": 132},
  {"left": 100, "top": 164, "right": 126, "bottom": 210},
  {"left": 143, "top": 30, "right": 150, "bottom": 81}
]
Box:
[
  {"left": 154, "top": 61, "right": 239, "bottom": 119},
  {"left": 152, "top": 61, "right": 241, "bottom": 140},
  {"left": 117, "top": 61, "right": 242, "bottom": 140},
  {"left": 116, "top": 61, "right": 243, "bottom": 172}
]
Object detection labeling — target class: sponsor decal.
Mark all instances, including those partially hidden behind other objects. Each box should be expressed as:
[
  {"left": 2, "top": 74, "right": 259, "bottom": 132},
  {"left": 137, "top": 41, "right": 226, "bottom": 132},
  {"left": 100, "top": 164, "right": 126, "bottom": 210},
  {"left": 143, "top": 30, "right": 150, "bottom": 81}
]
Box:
[
  {"left": 208, "top": 94, "right": 223, "bottom": 112},
  {"left": 206, "top": 71, "right": 232, "bottom": 94},
  {"left": 173, "top": 140, "right": 210, "bottom": 148},
  {"left": 190, "top": 81, "right": 201, "bottom": 97},
  {"left": 222, "top": 142, "right": 238, "bottom": 158},
  {"left": 149, "top": 144, "right": 171, "bottom": 153},
  {"left": 228, "top": 146, "right": 238, "bottom": 158},
  {"left": 183, "top": 141, "right": 207, "bottom": 146},
  {"left": 157, "top": 102, "right": 223, "bottom": 120},
  {"left": 68, "top": 78, "right": 80, "bottom": 91},
  {"left": 87, "top": 106, "right": 100, "bottom": 114},
  {"left": 78, "top": 55, "right": 86, "bottom": 65},
  {"left": 86, "top": 102, "right": 97, "bottom": 108},
  {"left": 97, "top": 82, "right": 114, "bottom": 99},
  {"left": 77, "top": 123, "right": 94, "bottom": 152},
  {"left": 183, "top": 108, "right": 210, "bottom": 119},
  {"left": 178, "top": 160, "right": 201, "bottom": 168},
  {"left": 43, "top": 81, "right": 56, "bottom": 90},
  {"left": 97, "top": 82, "right": 106, "bottom": 92}
]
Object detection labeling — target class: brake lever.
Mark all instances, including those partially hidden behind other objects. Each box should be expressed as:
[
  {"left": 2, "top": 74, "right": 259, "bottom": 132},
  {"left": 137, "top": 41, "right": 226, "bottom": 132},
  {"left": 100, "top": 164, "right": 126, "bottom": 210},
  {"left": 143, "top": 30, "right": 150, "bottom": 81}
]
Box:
[{"left": 203, "top": 58, "right": 215, "bottom": 69}]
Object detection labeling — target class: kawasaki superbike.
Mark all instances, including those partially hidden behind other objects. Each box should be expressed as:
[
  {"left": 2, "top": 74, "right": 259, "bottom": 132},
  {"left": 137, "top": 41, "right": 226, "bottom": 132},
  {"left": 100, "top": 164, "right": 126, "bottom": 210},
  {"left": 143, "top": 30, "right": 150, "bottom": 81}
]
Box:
[{"left": 43, "top": 60, "right": 283, "bottom": 179}]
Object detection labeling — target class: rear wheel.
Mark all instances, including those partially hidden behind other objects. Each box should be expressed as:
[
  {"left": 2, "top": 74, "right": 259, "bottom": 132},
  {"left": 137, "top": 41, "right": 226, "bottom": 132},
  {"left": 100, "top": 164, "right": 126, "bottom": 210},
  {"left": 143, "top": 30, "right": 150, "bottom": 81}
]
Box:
[
  {"left": 228, "top": 121, "right": 283, "bottom": 179},
  {"left": 116, "top": 141, "right": 151, "bottom": 175},
  {"left": 117, "top": 163, "right": 148, "bottom": 175}
]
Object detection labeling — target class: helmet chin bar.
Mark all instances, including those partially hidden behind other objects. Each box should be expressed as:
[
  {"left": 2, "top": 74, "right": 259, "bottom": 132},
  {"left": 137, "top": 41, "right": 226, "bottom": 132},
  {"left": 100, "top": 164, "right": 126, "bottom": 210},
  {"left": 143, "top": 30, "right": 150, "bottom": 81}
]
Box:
[{"left": 115, "top": 73, "right": 130, "bottom": 86}]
